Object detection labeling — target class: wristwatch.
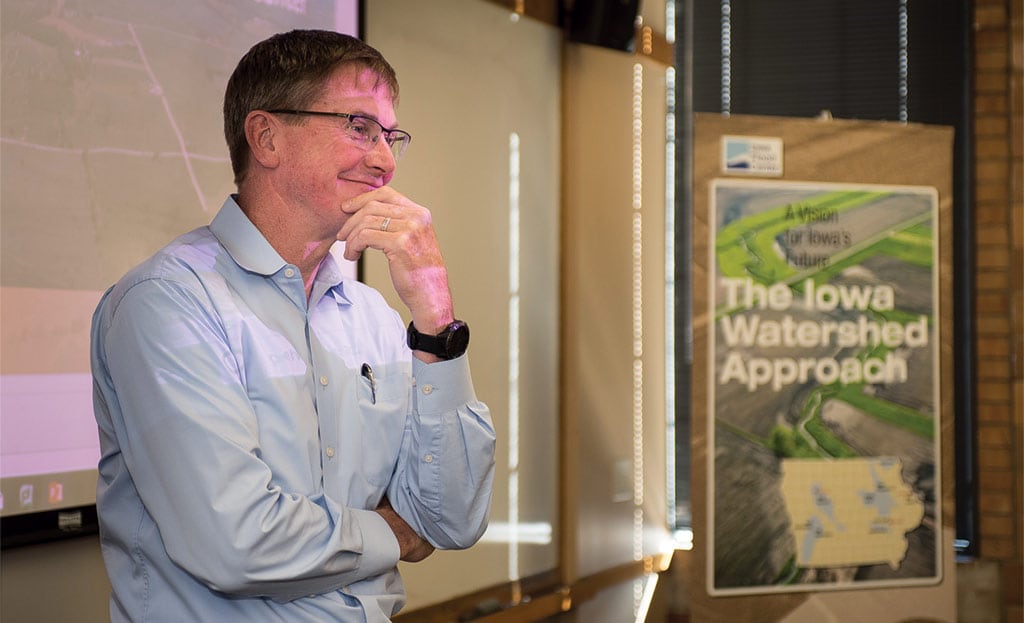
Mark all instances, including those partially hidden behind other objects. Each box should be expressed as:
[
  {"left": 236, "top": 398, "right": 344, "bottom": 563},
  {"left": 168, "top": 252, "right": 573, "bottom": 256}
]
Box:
[{"left": 407, "top": 320, "right": 470, "bottom": 360}]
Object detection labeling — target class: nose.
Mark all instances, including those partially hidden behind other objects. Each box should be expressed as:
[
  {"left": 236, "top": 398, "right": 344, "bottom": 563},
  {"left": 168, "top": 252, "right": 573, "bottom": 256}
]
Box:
[{"left": 364, "top": 135, "right": 396, "bottom": 175}]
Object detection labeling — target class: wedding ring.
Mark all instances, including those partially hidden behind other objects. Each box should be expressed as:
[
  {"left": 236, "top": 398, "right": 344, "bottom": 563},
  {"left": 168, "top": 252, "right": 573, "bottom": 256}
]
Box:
[{"left": 380, "top": 216, "right": 391, "bottom": 232}]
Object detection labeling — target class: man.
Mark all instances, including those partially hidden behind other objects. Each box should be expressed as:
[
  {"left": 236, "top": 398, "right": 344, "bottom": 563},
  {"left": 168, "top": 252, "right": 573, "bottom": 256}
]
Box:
[{"left": 90, "top": 29, "right": 495, "bottom": 622}]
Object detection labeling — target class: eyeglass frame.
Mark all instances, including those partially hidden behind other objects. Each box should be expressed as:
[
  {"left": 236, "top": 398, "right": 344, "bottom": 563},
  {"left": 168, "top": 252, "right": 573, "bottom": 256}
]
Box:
[{"left": 267, "top": 109, "right": 412, "bottom": 159}]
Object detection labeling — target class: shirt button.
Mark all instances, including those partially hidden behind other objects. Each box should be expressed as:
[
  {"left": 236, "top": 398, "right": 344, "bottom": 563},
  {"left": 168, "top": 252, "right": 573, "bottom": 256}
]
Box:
[
  {"left": 284, "top": 268, "right": 296, "bottom": 278},
  {"left": 421, "top": 384, "right": 434, "bottom": 395},
  {"left": 319, "top": 375, "right": 328, "bottom": 386},
  {"left": 326, "top": 446, "right": 335, "bottom": 458},
  {"left": 424, "top": 454, "right": 434, "bottom": 463}
]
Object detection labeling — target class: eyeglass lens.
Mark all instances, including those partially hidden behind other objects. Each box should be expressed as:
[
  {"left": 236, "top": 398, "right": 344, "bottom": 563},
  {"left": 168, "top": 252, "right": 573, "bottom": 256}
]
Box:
[{"left": 346, "top": 116, "right": 409, "bottom": 159}]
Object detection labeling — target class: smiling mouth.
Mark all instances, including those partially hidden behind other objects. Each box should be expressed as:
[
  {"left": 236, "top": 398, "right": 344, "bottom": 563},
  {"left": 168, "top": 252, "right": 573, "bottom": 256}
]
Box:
[{"left": 342, "top": 179, "right": 380, "bottom": 191}]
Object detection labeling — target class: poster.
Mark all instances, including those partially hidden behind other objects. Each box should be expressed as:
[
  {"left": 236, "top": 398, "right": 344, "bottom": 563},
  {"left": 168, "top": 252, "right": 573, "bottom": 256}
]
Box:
[{"left": 708, "top": 178, "right": 941, "bottom": 595}]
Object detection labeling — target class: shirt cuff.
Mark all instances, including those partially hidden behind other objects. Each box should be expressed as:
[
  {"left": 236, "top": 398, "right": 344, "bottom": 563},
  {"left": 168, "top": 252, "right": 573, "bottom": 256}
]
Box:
[
  {"left": 351, "top": 507, "right": 401, "bottom": 575},
  {"left": 411, "top": 355, "right": 477, "bottom": 414}
]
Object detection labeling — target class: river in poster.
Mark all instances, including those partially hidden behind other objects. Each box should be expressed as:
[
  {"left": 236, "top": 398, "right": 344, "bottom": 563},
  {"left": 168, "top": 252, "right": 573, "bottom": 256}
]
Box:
[{"left": 707, "top": 178, "right": 941, "bottom": 595}]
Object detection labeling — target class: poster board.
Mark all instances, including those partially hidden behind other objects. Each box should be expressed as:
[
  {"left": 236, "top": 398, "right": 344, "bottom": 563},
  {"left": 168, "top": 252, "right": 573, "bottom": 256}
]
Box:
[{"left": 689, "top": 114, "right": 956, "bottom": 621}]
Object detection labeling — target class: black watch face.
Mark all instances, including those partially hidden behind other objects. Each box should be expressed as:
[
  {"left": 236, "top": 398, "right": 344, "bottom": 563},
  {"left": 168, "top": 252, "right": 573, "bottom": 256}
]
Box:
[
  {"left": 408, "top": 320, "right": 469, "bottom": 359},
  {"left": 445, "top": 321, "right": 470, "bottom": 357}
]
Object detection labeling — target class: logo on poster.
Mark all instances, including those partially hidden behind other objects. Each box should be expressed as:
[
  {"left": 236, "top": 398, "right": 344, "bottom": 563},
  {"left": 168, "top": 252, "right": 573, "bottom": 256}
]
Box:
[{"left": 722, "top": 136, "right": 784, "bottom": 176}]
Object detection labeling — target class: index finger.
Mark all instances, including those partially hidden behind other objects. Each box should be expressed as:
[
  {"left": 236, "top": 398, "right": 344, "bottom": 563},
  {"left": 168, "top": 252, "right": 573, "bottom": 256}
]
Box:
[{"left": 341, "top": 186, "right": 398, "bottom": 214}]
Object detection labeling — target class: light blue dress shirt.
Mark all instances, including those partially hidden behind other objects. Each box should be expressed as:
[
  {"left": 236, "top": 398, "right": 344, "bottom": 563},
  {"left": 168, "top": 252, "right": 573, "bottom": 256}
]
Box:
[{"left": 90, "top": 196, "right": 495, "bottom": 622}]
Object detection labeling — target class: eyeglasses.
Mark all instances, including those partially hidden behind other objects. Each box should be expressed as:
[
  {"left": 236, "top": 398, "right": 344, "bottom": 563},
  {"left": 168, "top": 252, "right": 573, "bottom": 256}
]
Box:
[{"left": 268, "top": 109, "right": 411, "bottom": 159}]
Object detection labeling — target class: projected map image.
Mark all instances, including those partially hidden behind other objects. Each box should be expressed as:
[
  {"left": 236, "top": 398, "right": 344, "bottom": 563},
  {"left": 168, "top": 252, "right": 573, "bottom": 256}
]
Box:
[
  {"left": 1, "top": 0, "right": 356, "bottom": 517},
  {"left": 708, "top": 179, "right": 940, "bottom": 594}
]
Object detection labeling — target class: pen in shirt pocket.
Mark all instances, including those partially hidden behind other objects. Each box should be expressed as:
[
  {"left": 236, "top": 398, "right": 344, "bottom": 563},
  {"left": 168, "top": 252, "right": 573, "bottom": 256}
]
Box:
[{"left": 361, "top": 363, "right": 376, "bottom": 403}]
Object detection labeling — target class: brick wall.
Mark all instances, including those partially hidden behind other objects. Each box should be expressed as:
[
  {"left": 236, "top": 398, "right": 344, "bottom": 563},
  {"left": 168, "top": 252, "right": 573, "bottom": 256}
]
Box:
[{"left": 972, "top": 1, "right": 1022, "bottom": 621}]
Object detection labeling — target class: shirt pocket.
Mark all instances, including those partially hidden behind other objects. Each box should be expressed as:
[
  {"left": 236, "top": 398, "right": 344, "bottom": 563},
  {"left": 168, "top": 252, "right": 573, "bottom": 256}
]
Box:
[{"left": 355, "top": 365, "right": 411, "bottom": 488}]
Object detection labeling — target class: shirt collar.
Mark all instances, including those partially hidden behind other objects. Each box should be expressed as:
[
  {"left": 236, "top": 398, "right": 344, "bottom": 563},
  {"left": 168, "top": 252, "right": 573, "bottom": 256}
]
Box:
[
  {"left": 209, "top": 195, "right": 286, "bottom": 276},
  {"left": 317, "top": 249, "right": 354, "bottom": 306},
  {"left": 209, "top": 196, "right": 353, "bottom": 305}
]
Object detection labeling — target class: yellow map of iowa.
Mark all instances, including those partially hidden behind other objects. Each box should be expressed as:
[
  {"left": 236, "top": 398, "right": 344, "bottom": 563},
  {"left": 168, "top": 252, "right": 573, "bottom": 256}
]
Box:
[{"left": 780, "top": 457, "right": 925, "bottom": 569}]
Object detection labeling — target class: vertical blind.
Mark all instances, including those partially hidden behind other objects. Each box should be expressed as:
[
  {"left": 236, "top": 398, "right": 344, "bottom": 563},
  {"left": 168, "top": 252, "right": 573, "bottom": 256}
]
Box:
[{"left": 690, "top": 0, "right": 965, "bottom": 124}]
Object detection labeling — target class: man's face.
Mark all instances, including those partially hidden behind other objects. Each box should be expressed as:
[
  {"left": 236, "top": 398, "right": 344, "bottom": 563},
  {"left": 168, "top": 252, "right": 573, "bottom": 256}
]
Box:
[{"left": 274, "top": 65, "right": 399, "bottom": 231}]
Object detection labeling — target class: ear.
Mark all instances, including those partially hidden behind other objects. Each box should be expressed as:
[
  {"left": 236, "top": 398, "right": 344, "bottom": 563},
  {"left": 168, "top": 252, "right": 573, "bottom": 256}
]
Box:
[{"left": 244, "top": 111, "right": 281, "bottom": 170}]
